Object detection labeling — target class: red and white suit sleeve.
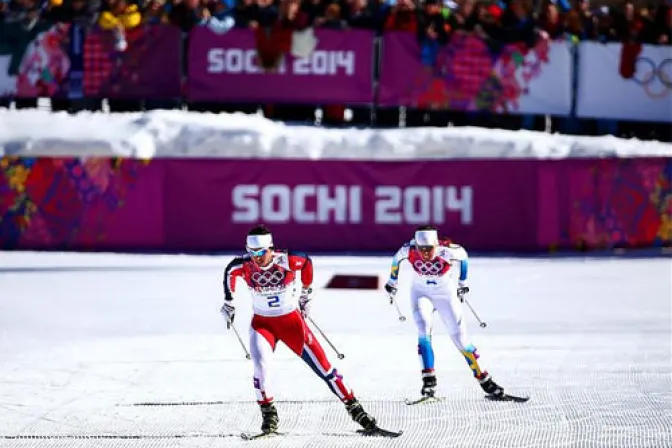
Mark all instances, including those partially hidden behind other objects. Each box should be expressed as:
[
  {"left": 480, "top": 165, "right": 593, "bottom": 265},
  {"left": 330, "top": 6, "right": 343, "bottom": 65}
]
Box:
[{"left": 288, "top": 251, "right": 313, "bottom": 288}]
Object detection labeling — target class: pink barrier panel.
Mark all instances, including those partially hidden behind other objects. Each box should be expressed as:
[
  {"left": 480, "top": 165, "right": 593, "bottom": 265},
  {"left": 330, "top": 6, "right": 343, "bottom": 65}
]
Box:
[
  {"left": 187, "top": 28, "right": 374, "bottom": 104},
  {"left": 560, "top": 159, "right": 671, "bottom": 250},
  {"left": 163, "top": 159, "right": 540, "bottom": 251},
  {"left": 84, "top": 26, "right": 182, "bottom": 99},
  {"left": 1, "top": 157, "right": 670, "bottom": 252},
  {"left": 0, "top": 158, "right": 164, "bottom": 251}
]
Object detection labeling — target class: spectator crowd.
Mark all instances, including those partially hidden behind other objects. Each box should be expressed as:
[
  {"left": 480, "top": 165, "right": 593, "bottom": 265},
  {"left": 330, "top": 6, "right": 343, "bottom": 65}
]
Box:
[
  {"left": 0, "top": 0, "right": 670, "bottom": 140},
  {"left": 1, "top": 0, "right": 670, "bottom": 44}
]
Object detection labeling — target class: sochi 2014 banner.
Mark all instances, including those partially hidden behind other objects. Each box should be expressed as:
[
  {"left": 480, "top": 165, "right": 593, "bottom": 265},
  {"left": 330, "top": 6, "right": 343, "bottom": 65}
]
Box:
[
  {"left": 377, "top": 33, "right": 573, "bottom": 115},
  {"left": 576, "top": 42, "right": 672, "bottom": 122},
  {"left": 187, "top": 28, "right": 374, "bottom": 104},
  {"left": 1, "top": 158, "right": 669, "bottom": 252}
]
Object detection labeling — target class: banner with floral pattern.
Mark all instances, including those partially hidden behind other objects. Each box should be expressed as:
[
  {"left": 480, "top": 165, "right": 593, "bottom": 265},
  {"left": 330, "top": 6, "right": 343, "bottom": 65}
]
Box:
[
  {"left": 0, "top": 157, "right": 163, "bottom": 250},
  {"left": 378, "top": 33, "right": 573, "bottom": 115}
]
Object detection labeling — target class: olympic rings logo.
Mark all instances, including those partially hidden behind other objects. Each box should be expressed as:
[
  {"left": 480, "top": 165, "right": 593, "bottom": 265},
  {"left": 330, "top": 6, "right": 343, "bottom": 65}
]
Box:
[
  {"left": 413, "top": 260, "right": 444, "bottom": 276},
  {"left": 251, "top": 270, "right": 285, "bottom": 287},
  {"left": 632, "top": 57, "right": 672, "bottom": 99}
]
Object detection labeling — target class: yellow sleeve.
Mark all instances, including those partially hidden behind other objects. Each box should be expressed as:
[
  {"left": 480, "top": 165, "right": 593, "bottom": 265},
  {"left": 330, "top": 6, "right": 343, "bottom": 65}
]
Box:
[
  {"left": 98, "top": 11, "right": 120, "bottom": 30},
  {"left": 120, "top": 5, "right": 142, "bottom": 29}
]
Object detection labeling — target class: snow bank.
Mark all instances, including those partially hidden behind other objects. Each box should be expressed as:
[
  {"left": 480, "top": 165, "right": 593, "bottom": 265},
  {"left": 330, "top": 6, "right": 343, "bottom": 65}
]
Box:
[{"left": 0, "top": 109, "right": 670, "bottom": 160}]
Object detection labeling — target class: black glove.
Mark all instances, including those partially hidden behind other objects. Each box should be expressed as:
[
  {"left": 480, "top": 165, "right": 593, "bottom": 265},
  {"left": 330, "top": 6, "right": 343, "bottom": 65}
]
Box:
[
  {"left": 457, "top": 286, "right": 470, "bottom": 303},
  {"left": 385, "top": 281, "right": 398, "bottom": 304}
]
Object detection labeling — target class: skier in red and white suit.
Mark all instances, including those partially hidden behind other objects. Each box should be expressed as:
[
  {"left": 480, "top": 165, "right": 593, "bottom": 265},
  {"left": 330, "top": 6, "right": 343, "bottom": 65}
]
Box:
[
  {"left": 385, "top": 225, "right": 506, "bottom": 400},
  {"left": 221, "top": 224, "right": 377, "bottom": 434}
]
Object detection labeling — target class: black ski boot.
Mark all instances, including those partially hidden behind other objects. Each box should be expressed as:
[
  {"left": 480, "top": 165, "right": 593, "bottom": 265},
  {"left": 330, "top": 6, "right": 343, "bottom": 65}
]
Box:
[
  {"left": 260, "top": 402, "right": 279, "bottom": 433},
  {"left": 421, "top": 374, "right": 437, "bottom": 397},
  {"left": 478, "top": 374, "right": 504, "bottom": 397},
  {"left": 345, "top": 398, "right": 377, "bottom": 431}
]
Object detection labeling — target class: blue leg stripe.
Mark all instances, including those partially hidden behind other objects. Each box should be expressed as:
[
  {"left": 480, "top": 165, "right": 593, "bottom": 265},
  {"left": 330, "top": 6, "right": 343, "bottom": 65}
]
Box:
[
  {"left": 301, "top": 350, "right": 339, "bottom": 396},
  {"left": 301, "top": 350, "right": 324, "bottom": 379},
  {"left": 418, "top": 337, "right": 435, "bottom": 370}
]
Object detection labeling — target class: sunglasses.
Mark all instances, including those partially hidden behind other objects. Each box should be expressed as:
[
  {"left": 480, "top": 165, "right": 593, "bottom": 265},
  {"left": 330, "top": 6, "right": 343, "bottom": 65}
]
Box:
[{"left": 247, "top": 247, "right": 269, "bottom": 257}]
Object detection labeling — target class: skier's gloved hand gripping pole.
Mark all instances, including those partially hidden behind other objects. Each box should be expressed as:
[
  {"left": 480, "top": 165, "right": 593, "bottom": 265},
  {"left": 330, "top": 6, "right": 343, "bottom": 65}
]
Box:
[
  {"left": 384, "top": 281, "right": 407, "bottom": 322},
  {"left": 220, "top": 301, "right": 252, "bottom": 360}
]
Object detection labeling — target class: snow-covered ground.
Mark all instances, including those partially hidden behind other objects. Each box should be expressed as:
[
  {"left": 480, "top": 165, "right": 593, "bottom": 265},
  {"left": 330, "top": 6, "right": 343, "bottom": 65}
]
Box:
[
  {"left": 1, "top": 109, "right": 670, "bottom": 160},
  {"left": 0, "top": 252, "right": 670, "bottom": 447}
]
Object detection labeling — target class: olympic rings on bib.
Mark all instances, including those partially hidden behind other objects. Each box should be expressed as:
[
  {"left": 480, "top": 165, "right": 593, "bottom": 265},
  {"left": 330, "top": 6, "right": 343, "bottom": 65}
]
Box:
[
  {"left": 413, "top": 259, "right": 445, "bottom": 276},
  {"left": 251, "top": 270, "right": 285, "bottom": 286}
]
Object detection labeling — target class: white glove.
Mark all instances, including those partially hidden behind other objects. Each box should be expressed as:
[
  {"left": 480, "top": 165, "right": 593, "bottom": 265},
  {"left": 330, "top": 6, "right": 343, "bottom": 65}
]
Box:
[
  {"left": 384, "top": 280, "right": 398, "bottom": 304},
  {"left": 220, "top": 302, "right": 235, "bottom": 329},
  {"left": 299, "top": 287, "right": 313, "bottom": 317}
]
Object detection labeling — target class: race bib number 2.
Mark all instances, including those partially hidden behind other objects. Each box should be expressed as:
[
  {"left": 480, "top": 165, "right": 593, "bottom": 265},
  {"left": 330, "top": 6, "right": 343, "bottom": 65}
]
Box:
[{"left": 267, "top": 296, "right": 280, "bottom": 308}]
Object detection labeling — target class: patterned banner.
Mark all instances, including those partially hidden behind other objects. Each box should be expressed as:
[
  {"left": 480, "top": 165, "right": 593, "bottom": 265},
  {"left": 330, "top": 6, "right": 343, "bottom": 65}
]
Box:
[
  {"left": 541, "top": 159, "right": 672, "bottom": 250},
  {"left": 378, "top": 33, "right": 573, "bottom": 115},
  {"left": 577, "top": 42, "right": 672, "bottom": 122},
  {"left": 0, "top": 157, "right": 163, "bottom": 250},
  {"left": 1, "top": 158, "right": 669, "bottom": 252},
  {"left": 0, "top": 23, "right": 72, "bottom": 98},
  {"left": 187, "top": 27, "right": 374, "bottom": 103},
  {"left": 84, "top": 25, "right": 181, "bottom": 99}
]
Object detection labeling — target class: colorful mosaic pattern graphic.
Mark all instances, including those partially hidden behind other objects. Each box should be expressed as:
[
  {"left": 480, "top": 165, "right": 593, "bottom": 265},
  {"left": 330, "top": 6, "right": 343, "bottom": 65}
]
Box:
[
  {"left": 400, "top": 34, "right": 551, "bottom": 112},
  {"left": 0, "top": 24, "right": 71, "bottom": 98},
  {"left": 0, "top": 157, "right": 149, "bottom": 249},
  {"left": 568, "top": 159, "right": 672, "bottom": 250}
]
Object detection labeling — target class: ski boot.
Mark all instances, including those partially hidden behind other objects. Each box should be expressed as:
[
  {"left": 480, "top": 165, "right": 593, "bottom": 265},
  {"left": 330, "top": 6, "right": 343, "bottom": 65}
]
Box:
[
  {"left": 260, "top": 402, "right": 279, "bottom": 433},
  {"left": 478, "top": 373, "right": 504, "bottom": 397},
  {"left": 421, "top": 374, "right": 437, "bottom": 397},
  {"left": 345, "top": 398, "right": 377, "bottom": 431}
]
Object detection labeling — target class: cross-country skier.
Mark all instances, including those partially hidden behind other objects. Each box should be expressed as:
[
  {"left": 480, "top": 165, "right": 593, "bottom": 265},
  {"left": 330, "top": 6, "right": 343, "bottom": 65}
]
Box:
[
  {"left": 384, "top": 225, "right": 507, "bottom": 402},
  {"left": 221, "top": 224, "right": 399, "bottom": 438}
]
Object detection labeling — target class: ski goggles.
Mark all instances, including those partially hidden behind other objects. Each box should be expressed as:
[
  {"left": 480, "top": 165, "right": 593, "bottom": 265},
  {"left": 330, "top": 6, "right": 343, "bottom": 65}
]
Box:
[
  {"left": 247, "top": 247, "right": 269, "bottom": 257},
  {"left": 417, "top": 245, "right": 435, "bottom": 252}
]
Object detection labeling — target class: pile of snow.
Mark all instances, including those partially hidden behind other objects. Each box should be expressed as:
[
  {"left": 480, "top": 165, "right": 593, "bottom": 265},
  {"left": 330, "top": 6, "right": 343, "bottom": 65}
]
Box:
[{"left": 0, "top": 109, "right": 670, "bottom": 160}]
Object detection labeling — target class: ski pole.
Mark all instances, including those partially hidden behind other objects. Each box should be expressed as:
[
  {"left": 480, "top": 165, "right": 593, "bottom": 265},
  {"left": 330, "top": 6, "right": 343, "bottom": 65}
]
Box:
[
  {"left": 225, "top": 316, "right": 252, "bottom": 359},
  {"left": 306, "top": 316, "right": 345, "bottom": 359},
  {"left": 390, "top": 297, "right": 407, "bottom": 322},
  {"left": 464, "top": 297, "right": 487, "bottom": 328}
]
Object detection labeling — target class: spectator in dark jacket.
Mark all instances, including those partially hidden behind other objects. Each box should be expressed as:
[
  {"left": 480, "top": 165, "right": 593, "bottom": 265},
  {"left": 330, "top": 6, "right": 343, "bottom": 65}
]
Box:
[
  {"left": 233, "top": 0, "right": 258, "bottom": 28},
  {"left": 317, "top": 3, "right": 347, "bottom": 29},
  {"left": 47, "top": 0, "right": 100, "bottom": 27},
  {"left": 169, "top": 0, "right": 211, "bottom": 32},
  {"left": 501, "top": 0, "right": 536, "bottom": 46},
  {"left": 344, "top": 0, "right": 375, "bottom": 29}
]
